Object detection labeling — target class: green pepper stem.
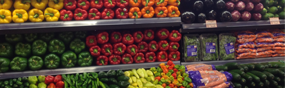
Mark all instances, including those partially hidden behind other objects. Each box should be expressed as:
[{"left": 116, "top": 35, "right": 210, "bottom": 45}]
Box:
[
  {"left": 108, "top": 0, "right": 112, "bottom": 5},
  {"left": 76, "top": 13, "right": 82, "bottom": 17},
  {"left": 106, "top": 48, "right": 111, "bottom": 54},
  {"left": 45, "top": 13, "right": 54, "bottom": 17},
  {"left": 100, "top": 59, "right": 105, "bottom": 65},
  {"left": 118, "top": 47, "right": 122, "bottom": 53},
  {"left": 145, "top": 0, "right": 149, "bottom": 6},
  {"left": 80, "top": 1, "right": 86, "bottom": 6},
  {"left": 147, "top": 32, "right": 152, "bottom": 37},
  {"left": 120, "top": 0, "right": 126, "bottom": 3},
  {"left": 63, "top": 14, "right": 69, "bottom": 19},
  {"left": 162, "top": 43, "right": 168, "bottom": 48},
  {"left": 161, "top": 55, "right": 165, "bottom": 59},
  {"left": 134, "top": 0, "right": 138, "bottom": 3},
  {"left": 101, "top": 35, "right": 106, "bottom": 40},
  {"left": 151, "top": 44, "right": 156, "bottom": 49},
  {"left": 66, "top": 2, "right": 73, "bottom": 6},
  {"left": 33, "top": 13, "right": 39, "bottom": 18},
  {"left": 0, "top": 0, "right": 4, "bottom": 4},
  {"left": 173, "top": 33, "right": 177, "bottom": 38},
  {"left": 124, "top": 57, "right": 130, "bottom": 62},
  {"left": 140, "top": 45, "right": 144, "bottom": 49},
  {"left": 16, "top": 13, "right": 23, "bottom": 18},
  {"left": 0, "top": 15, "right": 5, "bottom": 19},
  {"left": 114, "top": 34, "right": 119, "bottom": 39},
  {"left": 136, "top": 34, "right": 142, "bottom": 39},
  {"left": 173, "top": 45, "right": 177, "bottom": 49},
  {"left": 149, "top": 56, "right": 153, "bottom": 60},
  {"left": 53, "top": 0, "right": 58, "bottom": 4},
  {"left": 146, "top": 10, "right": 150, "bottom": 14},
  {"left": 89, "top": 13, "right": 96, "bottom": 17},
  {"left": 93, "top": 49, "right": 98, "bottom": 53},
  {"left": 137, "top": 56, "right": 142, "bottom": 60},
  {"left": 126, "top": 35, "right": 131, "bottom": 40},
  {"left": 95, "top": 0, "right": 99, "bottom": 3},
  {"left": 172, "top": 10, "right": 176, "bottom": 14},
  {"left": 50, "top": 60, "right": 53, "bottom": 64},
  {"left": 133, "top": 12, "right": 138, "bottom": 19},
  {"left": 120, "top": 12, "right": 124, "bottom": 16},
  {"left": 157, "top": 0, "right": 164, "bottom": 5},
  {"left": 113, "top": 58, "right": 117, "bottom": 62},
  {"left": 89, "top": 39, "right": 94, "bottom": 43},
  {"left": 131, "top": 47, "right": 136, "bottom": 53},
  {"left": 161, "top": 31, "right": 166, "bottom": 36},
  {"left": 106, "top": 11, "right": 110, "bottom": 16},
  {"left": 177, "top": 0, "right": 180, "bottom": 5},
  {"left": 173, "top": 54, "right": 177, "bottom": 58},
  {"left": 158, "top": 11, "right": 163, "bottom": 15}
]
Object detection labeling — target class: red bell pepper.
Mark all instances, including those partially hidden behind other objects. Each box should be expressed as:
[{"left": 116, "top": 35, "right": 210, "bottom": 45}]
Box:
[
  {"left": 101, "top": 8, "right": 115, "bottom": 19},
  {"left": 64, "top": 0, "right": 77, "bottom": 10},
  {"left": 146, "top": 52, "right": 156, "bottom": 62},
  {"left": 127, "top": 44, "right": 138, "bottom": 56},
  {"left": 116, "top": 0, "right": 128, "bottom": 8},
  {"left": 74, "top": 8, "right": 88, "bottom": 20},
  {"left": 114, "top": 43, "right": 126, "bottom": 55},
  {"left": 110, "top": 32, "right": 122, "bottom": 43},
  {"left": 104, "top": 0, "right": 116, "bottom": 8},
  {"left": 54, "top": 75, "right": 62, "bottom": 83},
  {"left": 122, "top": 34, "right": 134, "bottom": 45},
  {"left": 157, "top": 28, "right": 169, "bottom": 40},
  {"left": 122, "top": 54, "right": 133, "bottom": 64},
  {"left": 86, "top": 35, "right": 97, "bottom": 47},
  {"left": 116, "top": 8, "right": 128, "bottom": 19},
  {"left": 89, "top": 8, "right": 101, "bottom": 20},
  {"left": 134, "top": 53, "right": 145, "bottom": 63},
  {"left": 109, "top": 55, "right": 121, "bottom": 65},
  {"left": 138, "top": 41, "right": 148, "bottom": 53},
  {"left": 169, "top": 42, "right": 179, "bottom": 51},
  {"left": 158, "top": 40, "right": 169, "bottom": 51},
  {"left": 144, "top": 29, "right": 154, "bottom": 41},
  {"left": 172, "top": 73, "right": 177, "bottom": 79},
  {"left": 89, "top": 45, "right": 101, "bottom": 57},
  {"left": 97, "top": 55, "right": 108, "bottom": 65},
  {"left": 97, "top": 32, "right": 109, "bottom": 44},
  {"left": 77, "top": 0, "right": 90, "bottom": 10},
  {"left": 133, "top": 31, "right": 143, "bottom": 43},
  {"left": 47, "top": 83, "right": 56, "bottom": 88},
  {"left": 157, "top": 51, "right": 168, "bottom": 62},
  {"left": 56, "top": 81, "right": 64, "bottom": 88},
  {"left": 169, "top": 51, "right": 180, "bottom": 61},
  {"left": 167, "top": 60, "right": 174, "bottom": 66},
  {"left": 60, "top": 9, "right": 73, "bottom": 21},
  {"left": 45, "top": 75, "right": 54, "bottom": 84},
  {"left": 169, "top": 30, "right": 181, "bottom": 42},
  {"left": 101, "top": 43, "right": 113, "bottom": 56},
  {"left": 90, "top": 0, "right": 103, "bottom": 9},
  {"left": 148, "top": 41, "right": 158, "bottom": 52}
]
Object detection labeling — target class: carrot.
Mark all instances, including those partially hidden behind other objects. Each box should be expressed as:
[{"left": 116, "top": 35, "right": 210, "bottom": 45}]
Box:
[{"left": 212, "top": 82, "right": 230, "bottom": 88}]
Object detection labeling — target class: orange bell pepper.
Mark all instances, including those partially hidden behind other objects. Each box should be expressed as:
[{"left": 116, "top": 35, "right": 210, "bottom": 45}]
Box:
[
  {"left": 141, "top": 6, "right": 154, "bottom": 18},
  {"left": 129, "top": 7, "right": 142, "bottom": 18},
  {"left": 142, "top": 0, "right": 154, "bottom": 6},
  {"left": 168, "top": 0, "right": 180, "bottom": 6},
  {"left": 162, "top": 83, "right": 167, "bottom": 87},
  {"left": 167, "top": 6, "right": 180, "bottom": 17},
  {"left": 155, "top": 6, "right": 168, "bottom": 17},
  {"left": 156, "top": 0, "right": 167, "bottom": 6},
  {"left": 129, "top": 0, "right": 141, "bottom": 7}
]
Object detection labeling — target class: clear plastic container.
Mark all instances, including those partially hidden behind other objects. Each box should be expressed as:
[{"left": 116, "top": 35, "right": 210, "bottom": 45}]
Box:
[
  {"left": 183, "top": 34, "right": 200, "bottom": 62},
  {"left": 200, "top": 33, "right": 218, "bottom": 61}
]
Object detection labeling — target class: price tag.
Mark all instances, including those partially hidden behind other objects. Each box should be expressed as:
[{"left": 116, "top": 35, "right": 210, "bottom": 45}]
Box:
[
  {"left": 270, "top": 17, "right": 280, "bottom": 25},
  {"left": 206, "top": 20, "right": 217, "bottom": 28}
]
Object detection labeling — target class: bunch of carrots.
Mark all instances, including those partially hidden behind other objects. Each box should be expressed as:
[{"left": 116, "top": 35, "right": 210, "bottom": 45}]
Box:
[
  {"left": 235, "top": 31, "right": 257, "bottom": 59},
  {"left": 271, "top": 29, "right": 285, "bottom": 57}
]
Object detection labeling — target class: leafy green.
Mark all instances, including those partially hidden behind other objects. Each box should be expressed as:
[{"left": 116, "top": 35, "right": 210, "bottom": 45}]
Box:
[
  {"left": 183, "top": 34, "right": 200, "bottom": 62},
  {"left": 219, "top": 33, "right": 236, "bottom": 60},
  {"left": 200, "top": 34, "right": 218, "bottom": 61}
]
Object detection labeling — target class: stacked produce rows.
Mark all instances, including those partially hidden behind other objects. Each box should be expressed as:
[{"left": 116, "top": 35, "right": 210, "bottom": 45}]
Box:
[
  {"left": 0, "top": 0, "right": 180, "bottom": 23},
  {"left": 261, "top": 0, "right": 285, "bottom": 19}
]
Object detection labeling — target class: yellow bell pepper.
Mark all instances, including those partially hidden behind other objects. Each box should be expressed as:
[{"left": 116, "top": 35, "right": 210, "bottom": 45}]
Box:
[
  {"left": 0, "top": 0, "right": 12, "bottom": 10},
  {"left": 48, "top": 0, "right": 63, "bottom": 10},
  {"left": 31, "top": 0, "right": 48, "bottom": 10},
  {"left": 44, "top": 7, "right": 59, "bottom": 21},
  {"left": 12, "top": 9, "right": 28, "bottom": 23},
  {"left": 0, "top": 9, "right": 12, "bottom": 23},
  {"left": 29, "top": 9, "right": 44, "bottom": 22},
  {"left": 14, "top": 0, "right": 31, "bottom": 11}
]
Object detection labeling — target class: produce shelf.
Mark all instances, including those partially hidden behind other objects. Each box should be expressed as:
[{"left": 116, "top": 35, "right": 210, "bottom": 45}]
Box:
[
  {"left": 181, "top": 57, "right": 285, "bottom": 65},
  {"left": 0, "top": 61, "right": 180, "bottom": 80},
  {"left": 180, "top": 19, "right": 285, "bottom": 33}
]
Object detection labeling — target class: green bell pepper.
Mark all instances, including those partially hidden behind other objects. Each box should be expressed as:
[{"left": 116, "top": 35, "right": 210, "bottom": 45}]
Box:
[
  {"left": 157, "top": 67, "right": 162, "bottom": 72},
  {"left": 5, "top": 34, "right": 23, "bottom": 43},
  {"left": 182, "top": 81, "right": 188, "bottom": 87},
  {"left": 32, "top": 40, "right": 47, "bottom": 56},
  {"left": 107, "top": 70, "right": 116, "bottom": 77},
  {"left": 75, "top": 31, "right": 87, "bottom": 39},
  {"left": 0, "top": 43, "right": 13, "bottom": 57},
  {"left": 28, "top": 76, "right": 38, "bottom": 84},
  {"left": 70, "top": 38, "right": 85, "bottom": 53},
  {"left": 44, "top": 54, "right": 60, "bottom": 69},
  {"left": 15, "top": 43, "right": 31, "bottom": 57},
  {"left": 61, "top": 51, "right": 77, "bottom": 68},
  {"left": 28, "top": 56, "right": 43, "bottom": 70},
  {"left": 78, "top": 51, "right": 93, "bottom": 66},
  {"left": 109, "top": 78, "right": 118, "bottom": 84},
  {"left": 117, "top": 81, "right": 130, "bottom": 88},
  {"left": 0, "top": 58, "right": 10, "bottom": 73},
  {"left": 39, "top": 33, "right": 54, "bottom": 42},
  {"left": 116, "top": 70, "right": 124, "bottom": 76},
  {"left": 25, "top": 33, "right": 37, "bottom": 42},
  {"left": 59, "top": 32, "right": 74, "bottom": 44},
  {"left": 48, "top": 39, "right": 65, "bottom": 54},
  {"left": 10, "top": 57, "right": 27, "bottom": 71},
  {"left": 98, "top": 71, "right": 107, "bottom": 78}
]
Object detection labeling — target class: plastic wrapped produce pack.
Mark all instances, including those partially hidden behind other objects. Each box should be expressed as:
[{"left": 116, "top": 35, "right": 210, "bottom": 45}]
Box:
[
  {"left": 183, "top": 34, "right": 200, "bottom": 62},
  {"left": 200, "top": 34, "right": 218, "bottom": 61},
  {"left": 219, "top": 33, "right": 236, "bottom": 60}
]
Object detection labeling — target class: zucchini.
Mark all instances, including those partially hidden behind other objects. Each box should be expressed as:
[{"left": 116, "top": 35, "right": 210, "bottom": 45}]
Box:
[
  {"left": 240, "top": 65, "right": 248, "bottom": 72},
  {"left": 274, "top": 76, "right": 281, "bottom": 82},
  {"left": 254, "top": 64, "right": 265, "bottom": 71},
  {"left": 246, "top": 82, "right": 255, "bottom": 88},
  {"left": 260, "top": 63, "right": 269, "bottom": 68},
  {"left": 244, "top": 64, "right": 255, "bottom": 70},
  {"left": 239, "top": 78, "right": 246, "bottom": 84},
  {"left": 215, "top": 65, "right": 228, "bottom": 71},
  {"left": 277, "top": 68, "right": 285, "bottom": 72},
  {"left": 263, "top": 71, "right": 275, "bottom": 80},
  {"left": 249, "top": 71, "right": 267, "bottom": 80},
  {"left": 256, "top": 81, "right": 264, "bottom": 88},
  {"left": 241, "top": 74, "right": 252, "bottom": 82},
  {"left": 265, "top": 68, "right": 285, "bottom": 77},
  {"left": 230, "top": 70, "right": 245, "bottom": 75},
  {"left": 263, "top": 80, "right": 270, "bottom": 86},
  {"left": 233, "top": 82, "right": 242, "bottom": 88},
  {"left": 228, "top": 72, "right": 241, "bottom": 81},
  {"left": 246, "top": 72, "right": 260, "bottom": 83},
  {"left": 224, "top": 62, "right": 240, "bottom": 70},
  {"left": 269, "top": 80, "right": 278, "bottom": 87},
  {"left": 268, "top": 63, "right": 280, "bottom": 68}
]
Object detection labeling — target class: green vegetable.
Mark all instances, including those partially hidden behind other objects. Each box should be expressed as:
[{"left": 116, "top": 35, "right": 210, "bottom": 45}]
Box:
[
  {"left": 233, "top": 82, "right": 242, "bottom": 88},
  {"left": 116, "top": 70, "right": 124, "bottom": 76},
  {"left": 5, "top": 34, "right": 23, "bottom": 43},
  {"left": 32, "top": 40, "right": 47, "bottom": 56},
  {"left": 274, "top": 76, "right": 281, "bottom": 82},
  {"left": 70, "top": 38, "right": 85, "bottom": 53},
  {"left": 219, "top": 33, "right": 236, "bottom": 60},
  {"left": 29, "top": 84, "right": 37, "bottom": 88},
  {"left": 182, "top": 81, "right": 188, "bottom": 87},
  {"left": 239, "top": 78, "right": 246, "bottom": 84},
  {"left": 184, "top": 77, "right": 192, "bottom": 83},
  {"left": 246, "top": 82, "right": 255, "bottom": 88},
  {"left": 78, "top": 51, "right": 93, "bottom": 66},
  {"left": 48, "top": 39, "right": 65, "bottom": 54},
  {"left": 98, "top": 71, "right": 107, "bottom": 78},
  {"left": 10, "top": 57, "right": 27, "bottom": 71},
  {"left": 28, "top": 56, "right": 43, "bottom": 70},
  {"left": 109, "top": 78, "right": 118, "bottom": 84},
  {"left": 263, "top": 80, "right": 270, "bottom": 86},
  {"left": 230, "top": 70, "right": 245, "bottom": 75},
  {"left": 39, "top": 33, "right": 54, "bottom": 42},
  {"left": 215, "top": 65, "right": 228, "bottom": 71},
  {"left": 200, "top": 34, "right": 218, "bottom": 61},
  {"left": 107, "top": 70, "right": 116, "bottom": 77},
  {"left": 75, "top": 31, "right": 87, "bottom": 39},
  {"left": 38, "top": 82, "right": 47, "bottom": 88},
  {"left": 157, "top": 67, "right": 162, "bottom": 72},
  {"left": 25, "top": 33, "right": 37, "bottom": 42},
  {"left": 61, "top": 51, "right": 77, "bottom": 68},
  {"left": 0, "top": 58, "right": 10, "bottom": 73},
  {"left": 249, "top": 71, "right": 267, "bottom": 80},
  {"left": 0, "top": 43, "right": 13, "bottom": 57},
  {"left": 38, "top": 75, "right": 45, "bottom": 82},
  {"left": 254, "top": 64, "right": 265, "bottom": 71},
  {"left": 246, "top": 72, "right": 260, "bottom": 82},
  {"left": 224, "top": 62, "right": 240, "bottom": 70},
  {"left": 15, "top": 43, "right": 31, "bottom": 57},
  {"left": 59, "top": 32, "right": 74, "bottom": 44},
  {"left": 118, "top": 75, "right": 129, "bottom": 81},
  {"left": 256, "top": 81, "right": 264, "bottom": 88},
  {"left": 44, "top": 54, "right": 60, "bottom": 69},
  {"left": 28, "top": 76, "right": 38, "bottom": 84},
  {"left": 117, "top": 81, "right": 130, "bottom": 88},
  {"left": 241, "top": 74, "right": 252, "bottom": 82},
  {"left": 183, "top": 34, "right": 200, "bottom": 61},
  {"left": 109, "top": 84, "right": 119, "bottom": 88},
  {"left": 229, "top": 72, "right": 241, "bottom": 81}
]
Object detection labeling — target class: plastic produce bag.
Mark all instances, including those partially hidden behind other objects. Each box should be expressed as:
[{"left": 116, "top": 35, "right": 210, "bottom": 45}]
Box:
[
  {"left": 219, "top": 33, "right": 236, "bottom": 60},
  {"left": 188, "top": 71, "right": 232, "bottom": 88},
  {"left": 185, "top": 64, "right": 215, "bottom": 71},
  {"left": 237, "top": 42, "right": 255, "bottom": 48},
  {"left": 183, "top": 34, "right": 200, "bottom": 62},
  {"left": 200, "top": 34, "right": 218, "bottom": 61}
]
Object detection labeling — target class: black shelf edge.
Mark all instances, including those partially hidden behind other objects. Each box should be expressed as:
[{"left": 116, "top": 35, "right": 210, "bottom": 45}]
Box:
[
  {"left": 181, "top": 57, "right": 285, "bottom": 65},
  {"left": 0, "top": 61, "right": 180, "bottom": 80}
]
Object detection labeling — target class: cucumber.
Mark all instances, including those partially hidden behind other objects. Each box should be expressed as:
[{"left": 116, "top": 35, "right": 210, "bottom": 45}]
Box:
[
  {"left": 260, "top": 63, "right": 269, "bottom": 68},
  {"left": 239, "top": 78, "right": 246, "bottom": 84},
  {"left": 224, "top": 62, "right": 240, "bottom": 70},
  {"left": 263, "top": 80, "right": 270, "bottom": 86},
  {"left": 268, "top": 63, "right": 280, "bottom": 68},
  {"left": 249, "top": 71, "right": 267, "bottom": 80},
  {"left": 246, "top": 82, "right": 255, "bottom": 88},
  {"left": 233, "top": 82, "right": 242, "bottom": 88},
  {"left": 215, "top": 65, "right": 228, "bottom": 71},
  {"left": 269, "top": 80, "right": 278, "bottom": 87},
  {"left": 244, "top": 64, "right": 255, "bottom": 70},
  {"left": 256, "top": 81, "right": 264, "bottom": 88},
  {"left": 241, "top": 74, "right": 252, "bottom": 82},
  {"left": 246, "top": 72, "right": 260, "bottom": 83},
  {"left": 230, "top": 70, "right": 245, "bottom": 75},
  {"left": 240, "top": 65, "right": 248, "bottom": 72},
  {"left": 229, "top": 72, "right": 241, "bottom": 81},
  {"left": 277, "top": 68, "right": 285, "bottom": 72},
  {"left": 254, "top": 64, "right": 265, "bottom": 71},
  {"left": 276, "top": 86, "right": 282, "bottom": 88},
  {"left": 274, "top": 76, "right": 281, "bottom": 82},
  {"left": 263, "top": 71, "right": 275, "bottom": 80},
  {"left": 265, "top": 68, "right": 285, "bottom": 77}
]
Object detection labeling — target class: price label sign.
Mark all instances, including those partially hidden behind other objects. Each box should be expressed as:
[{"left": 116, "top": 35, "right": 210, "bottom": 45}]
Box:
[
  {"left": 206, "top": 20, "right": 217, "bottom": 28},
  {"left": 270, "top": 17, "right": 280, "bottom": 25}
]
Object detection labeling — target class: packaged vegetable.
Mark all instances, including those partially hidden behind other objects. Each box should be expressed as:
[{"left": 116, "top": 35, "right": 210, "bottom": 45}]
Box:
[
  {"left": 236, "top": 31, "right": 255, "bottom": 39},
  {"left": 185, "top": 64, "right": 215, "bottom": 71},
  {"left": 183, "top": 34, "right": 200, "bottom": 62},
  {"left": 255, "top": 43, "right": 274, "bottom": 47},
  {"left": 219, "top": 33, "right": 236, "bottom": 60},
  {"left": 188, "top": 71, "right": 232, "bottom": 87},
  {"left": 237, "top": 42, "right": 255, "bottom": 48},
  {"left": 255, "top": 37, "right": 274, "bottom": 43},
  {"left": 236, "top": 48, "right": 256, "bottom": 53},
  {"left": 256, "top": 31, "right": 274, "bottom": 38},
  {"left": 200, "top": 34, "right": 218, "bottom": 61}
]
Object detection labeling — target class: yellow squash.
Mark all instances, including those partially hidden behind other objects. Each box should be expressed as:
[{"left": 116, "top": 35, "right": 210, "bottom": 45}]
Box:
[
  {"left": 0, "top": 0, "right": 13, "bottom": 9},
  {"left": 29, "top": 9, "right": 44, "bottom": 22},
  {"left": 44, "top": 7, "right": 60, "bottom": 22},
  {"left": 0, "top": 9, "right": 12, "bottom": 23},
  {"left": 31, "top": 0, "right": 48, "bottom": 10},
  {"left": 14, "top": 0, "right": 31, "bottom": 11},
  {"left": 12, "top": 9, "right": 28, "bottom": 23},
  {"left": 48, "top": 0, "right": 63, "bottom": 10}
]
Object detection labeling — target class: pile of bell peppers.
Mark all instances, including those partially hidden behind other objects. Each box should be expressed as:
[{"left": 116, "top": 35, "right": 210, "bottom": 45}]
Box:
[{"left": 150, "top": 60, "right": 193, "bottom": 88}]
